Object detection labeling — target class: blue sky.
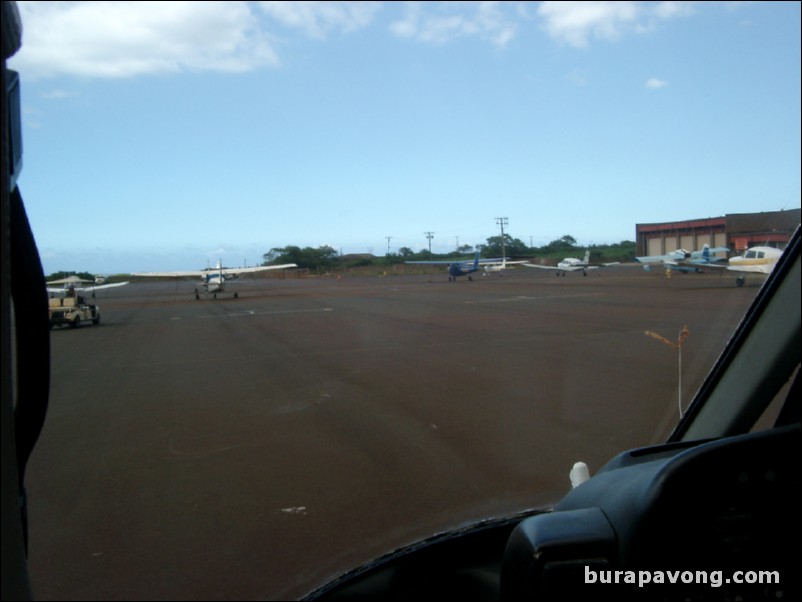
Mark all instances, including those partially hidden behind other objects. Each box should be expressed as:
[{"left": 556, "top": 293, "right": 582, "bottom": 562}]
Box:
[{"left": 8, "top": 1, "right": 801, "bottom": 275}]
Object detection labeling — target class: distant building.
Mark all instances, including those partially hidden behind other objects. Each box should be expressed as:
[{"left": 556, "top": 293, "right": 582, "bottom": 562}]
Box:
[{"left": 636, "top": 208, "right": 800, "bottom": 256}]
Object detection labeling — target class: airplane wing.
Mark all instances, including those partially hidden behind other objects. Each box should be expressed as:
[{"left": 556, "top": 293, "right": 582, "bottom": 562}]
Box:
[
  {"left": 132, "top": 270, "right": 206, "bottom": 277},
  {"left": 133, "top": 264, "right": 296, "bottom": 277},
  {"left": 219, "top": 264, "right": 297, "bottom": 275},
  {"left": 407, "top": 258, "right": 506, "bottom": 265},
  {"left": 47, "top": 281, "right": 129, "bottom": 294},
  {"left": 484, "top": 260, "right": 529, "bottom": 266},
  {"left": 727, "top": 263, "right": 774, "bottom": 274},
  {"left": 635, "top": 254, "right": 673, "bottom": 264},
  {"left": 520, "top": 262, "right": 617, "bottom": 270},
  {"left": 406, "top": 258, "right": 501, "bottom": 266},
  {"left": 689, "top": 246, "right": 729, "bottom": 258},
  {"left": 79, "top": 281, "right": 129, "bottom": 290}
]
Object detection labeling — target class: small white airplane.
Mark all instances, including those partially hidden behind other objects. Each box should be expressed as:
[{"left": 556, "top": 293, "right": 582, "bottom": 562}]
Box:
[
  {"left": 521, "top": 250, "right": 620, "bottom": 276},
  {"left": 133, "top": 260, "right": 297, "bottom": 299},
  {"left": 635, "top": 244, "right": 729, "bottom": 276},
  {"left": 482, "top": 258, "right": 529, "bottom": 276},
  {"left": 725, "top": 246, "right": 783, "bottom": 287},
  {"left": 47, "top": 275, "right": 129, "bottom": 297}
]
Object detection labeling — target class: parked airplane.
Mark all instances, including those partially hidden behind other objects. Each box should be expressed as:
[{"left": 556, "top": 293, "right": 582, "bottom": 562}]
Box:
[
  {"left": 635, "top": 244, "right": 729, "bottom": 276},
  {"left": 482, "top": 258, "right": 529, "bottom": 276},
  {"left": 521, "top": 250, "right": 620, "bottom": 276},
  {"left": 133, "top": 260, "right": 297, "bottom": 299},
  {"left": 726, "top": 246, "right": 783, "bottom": 287},
  {"left": 46, "top": 275, "right": 129, "bottom": 297},
  {"left": 406, "top": 251, "right": 506, "bottom": 282}
]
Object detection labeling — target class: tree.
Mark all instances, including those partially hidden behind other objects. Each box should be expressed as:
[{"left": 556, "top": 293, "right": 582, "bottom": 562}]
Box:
[
  {"left": 264, "top": 245, "right": 338, "bottom": 272},
  {"left": 483, "top": 234, "right": 529, "bottom": 258},
  {"left": 540, "top": 235, "right": 577, "bottom": 253}
]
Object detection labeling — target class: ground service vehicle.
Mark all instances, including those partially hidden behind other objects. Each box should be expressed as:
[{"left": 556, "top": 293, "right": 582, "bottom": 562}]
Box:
[{"left": 47, "top": 297, "right": 100, "bottom": 329}]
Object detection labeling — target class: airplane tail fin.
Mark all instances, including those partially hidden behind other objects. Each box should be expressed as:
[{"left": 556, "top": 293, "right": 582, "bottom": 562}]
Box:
[
  {"left": 583, "top": 250, "right": 590, "bottom": 264},
  {"left": 473, "top": 251, "right": 480, "bottom": 270}
]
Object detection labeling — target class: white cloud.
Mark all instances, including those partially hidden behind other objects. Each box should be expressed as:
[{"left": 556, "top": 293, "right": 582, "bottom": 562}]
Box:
[
  {"left": 390, "top": 1, "right": 520, "bottom": 47},
  {"left": 538, "top": 1, "right": 640, "bottom": 48},
  {"left": 537, "top": 1, "right": 694, "bottom": 48},
  {"left": 645, "top": 77, "right": 668, "bottom": 88},
  {"left": 257, "top": 1, "right": 380, "bottom": 38},
  {"left": 654, "top": 1, "right": 697, "bottom": 20},
  {"left": 41, "top": 89, "right": 78, "bottom": 99},
  {"left": 12, "top": 1, "right": 280, "bottom": 79}
]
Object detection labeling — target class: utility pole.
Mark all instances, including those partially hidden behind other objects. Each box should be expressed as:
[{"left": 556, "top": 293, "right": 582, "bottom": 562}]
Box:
[
  {"left": 495, "top": 217, "right": 509, "bottom": 260},
  {"left": 386, "top": 236, "right": 392, "bottom": 255},
  {"left": 425, "top": 232, "right": 434, "bottom": 254}
]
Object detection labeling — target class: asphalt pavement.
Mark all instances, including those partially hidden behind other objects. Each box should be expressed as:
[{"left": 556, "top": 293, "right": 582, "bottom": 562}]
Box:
[{"left": 25, "top": 267, "right": 760, "bottom": 600}]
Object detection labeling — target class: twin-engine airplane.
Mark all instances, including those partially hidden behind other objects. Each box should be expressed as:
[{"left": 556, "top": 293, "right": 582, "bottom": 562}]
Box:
[
  {"left": 133, "top": 260, "right": 296, "bottom": 299},
  {"left": 635, "top": 244, "right": 729, "bottom": 276},
  {"left": 521, "top": 250, "right": 620, "bottom": 276}
]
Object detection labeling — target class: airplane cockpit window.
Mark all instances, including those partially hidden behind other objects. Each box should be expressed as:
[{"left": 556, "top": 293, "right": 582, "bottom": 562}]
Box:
[{"left": 2, "top": 2, "right": 799, "bottom": 601}]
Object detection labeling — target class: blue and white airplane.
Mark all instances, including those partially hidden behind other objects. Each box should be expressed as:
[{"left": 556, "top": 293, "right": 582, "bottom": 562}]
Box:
[
  {"left": 635, "top": 244, "right": 729, "bottom": 276},
  {"left": 406, "top": 251, "right": 504, "bottom": 282},
  {"left": 133, "top": 260, "right": 296, "bottom": 299}
]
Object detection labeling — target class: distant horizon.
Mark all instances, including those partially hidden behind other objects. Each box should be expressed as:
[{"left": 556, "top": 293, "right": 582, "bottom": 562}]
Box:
[{"left": 42, "top": 236, "right": 641, "bottom": 277}]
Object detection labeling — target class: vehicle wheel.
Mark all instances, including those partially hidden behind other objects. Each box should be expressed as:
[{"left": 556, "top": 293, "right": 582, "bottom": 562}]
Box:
[
  {"left": 93, "top": 314, "right": 101, "bottom": 325},
  {"left": 70, "top": 317, "right": 80, "bottom": 329},
  {"left": 736, "top": 276, "right": 745, "bottom": 287},
  {"left": 234, "top": 292, "right": 238, "bottom": 299}
]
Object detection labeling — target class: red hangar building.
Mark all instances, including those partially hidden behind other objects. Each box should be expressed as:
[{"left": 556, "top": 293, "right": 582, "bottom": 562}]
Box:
[{"left": 636, "top": 208, "right": 801, "bottom": 258}]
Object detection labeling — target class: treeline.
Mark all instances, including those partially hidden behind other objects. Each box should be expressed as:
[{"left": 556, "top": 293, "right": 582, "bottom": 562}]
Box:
[
  {"left": 45, "top": 270, "right": 95, "bottom": 281},
  {"left": 263, "top": 236, "right": 637, "bottom": 273}
]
